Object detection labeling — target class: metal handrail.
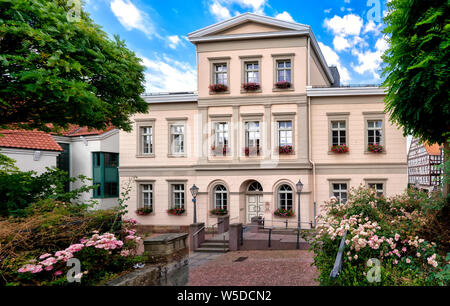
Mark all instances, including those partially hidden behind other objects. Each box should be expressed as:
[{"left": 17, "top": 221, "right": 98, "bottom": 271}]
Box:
[
  {"left": 330, "top": 230, "right": 348, "bottom": 280},
  {"left": 193, "top": 226, "right": 205, "bottom": 237}
]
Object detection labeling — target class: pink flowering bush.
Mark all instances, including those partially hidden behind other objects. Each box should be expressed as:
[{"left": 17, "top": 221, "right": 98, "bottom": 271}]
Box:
[
  {"left": 306, "top": 186, "right": 449, "bottom": 286},
  {"left": 10, "top": 218, "right": 144, "bottom": 286}
]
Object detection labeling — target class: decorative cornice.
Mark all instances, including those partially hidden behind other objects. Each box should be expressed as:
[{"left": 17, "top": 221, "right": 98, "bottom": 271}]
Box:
[
  {"left": 307, "top": 86, "right": 386, "bottom": 97},
  {"left": 142, "top": 93, "right": 198, "bottom": 103}
]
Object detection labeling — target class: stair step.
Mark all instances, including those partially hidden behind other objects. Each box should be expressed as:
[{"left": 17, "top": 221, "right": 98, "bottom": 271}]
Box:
[
  {"left": 195, "top": 247, "right": 229, "bottom": 253},
  {"left": 201, "top": 242, "right": 228, "bottom": 248},
  {"left": 205, "top": 239, "right": 229, "bottom": 243}
]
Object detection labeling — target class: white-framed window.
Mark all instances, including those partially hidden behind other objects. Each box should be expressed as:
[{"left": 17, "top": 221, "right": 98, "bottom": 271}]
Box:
[
  {"left": 278, "top": 121, "right": 293, "bottom": 146},
  {"left": 367, "top": 120, "right": 383, "bottom": 145},
  {"left": 276, "top": 60, "right": 291, "bottom": 82},
  {"left": 245, "top": 62, "right": 259, "bottom": 83},
  {"left": 245, "top": 121, "right": 260, "bottom": 148},
  {"left": 141, "top": 127, "right": 153, "bottom": 154},
  {"left": 331, "top": 121, "right": 346, "bottom": 146},
  {"left": 278, "top": 184, "right": 293, "bottom": 210},
  {"left": 214, "top": 63, "right": 228, "bottom": 85},
  {"left": 332, "top": 183, "right": 348, "bottom": 203},
  {"left": 170, "top": 125, "right": 185, "bottom": 154},
  {"left": 368, "top": 183, "right": 384, "bottom": 197},
  {"left": 214, "top": 122, "right": 229, "bottom": 148},
  {"left": 141, "top": 184, "right": 153, "bottom": 209},
  {"left": 214, "top": 185, "right": 228, "bottom": 210},
  {"left": 172, "top": 184, "right": 185, "bottom": 209}
]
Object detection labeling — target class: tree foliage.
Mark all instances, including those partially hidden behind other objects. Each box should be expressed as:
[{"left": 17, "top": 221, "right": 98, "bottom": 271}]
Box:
[
  {"left": 382, "top": 0, "right": 450, "bottom": 144},
  {"left": 0, "top": 0, "right": 148, "bottom": 132}
]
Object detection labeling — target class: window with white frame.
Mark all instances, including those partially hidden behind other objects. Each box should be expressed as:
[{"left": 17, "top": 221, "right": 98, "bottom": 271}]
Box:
[
  {"left": 368, "top": 183, "right": 384, "bottom": 197},
  {"left": 367, "top": 120, "right": 383, "bottom": 145},
  {"left": 332, "top": 183, "right": 348, "bottom": 203},
  {"left": 214, "top": 122, "right": 229, "bottom": 148},
  {"left": 172, "top": 184, "right": 185, "bottom": 208},
  {"left": 278, "top": 184, "right": 293, "bottom": 210},
  {"left": 278, "top": 121, "right": 293, "bottom": 146},
  {"left": 245, "top": 62, "right": 259, "bottom": 83},
  {"left": 214, "top": 185, "right": 227, "bottom": 210},
  {"left": 141, "top": 184, "right": 153, "bottom": 209},
  {"left": 170, "top": 125, "right": 185, "bottom": 154},
  {"left": 245, "top": 121, "right": 260, "bottom": 149},
  {"left": 141, "top": 127, "right": 153, "bottom": 154},
  {"left": 331, "top": 121, "right": 346, "bottom": 146},
  {"left": 276, "top": 60, "right": 291, "bottom": 82},
  {"left": 214, "top": 63, "right": 228, "bottom": 85}
]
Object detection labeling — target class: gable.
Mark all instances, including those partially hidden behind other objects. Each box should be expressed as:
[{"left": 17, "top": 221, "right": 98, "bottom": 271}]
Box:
[{"left": 213, "top": 21, "right": 288, "bottom": 36}]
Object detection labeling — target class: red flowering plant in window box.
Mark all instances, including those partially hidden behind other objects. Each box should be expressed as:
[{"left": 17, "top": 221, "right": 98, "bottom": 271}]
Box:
[
  {"left": 274, "top": 208, "right": 295, "bottom": 218},
  {"left": 275, "top": 81, "right": 291, "bottom": 89},
  {"left": 211, "top": 145, "right": 229, "bottom": 156},
  {"left": 244, "top": 146, "right": 260, "bottom": 156},
  {"left": 368, "top": 144, "right": 384, "bottom": 153},
  {"left": 210, "top": 208, "right": 228, "bottom": 216},
  {"left": 209, "top": 84, "right": 228, "bottom": 92},
  {"left": 279, "top": 145, "right": 294, "bottom": 154},
  {"left": 136, "top": 207, "right": 153, "bottom": 215},
  {"left": 242, "top": 82, "right": 260, "bottom": 91},
  {"left": 167, "top": 208, "right": 185, "bottom": 215},
  {"left": 331, "top": 144, "right": 349, "bottom": 153}
]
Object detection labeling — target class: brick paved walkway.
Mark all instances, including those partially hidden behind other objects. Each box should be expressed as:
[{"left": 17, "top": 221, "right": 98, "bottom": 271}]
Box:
[{"left": 187, "top": 250, "right": 318, "bottom": 286}]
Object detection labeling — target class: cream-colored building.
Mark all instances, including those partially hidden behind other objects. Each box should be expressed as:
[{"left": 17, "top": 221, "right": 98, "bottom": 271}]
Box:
[{"left": 120, "top": 13, "right": 407, "bottom": 230}]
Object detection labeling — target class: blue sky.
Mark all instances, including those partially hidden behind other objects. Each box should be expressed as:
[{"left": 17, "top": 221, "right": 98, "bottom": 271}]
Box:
[{"left": 84, "top": 0, "right": 391, "bottom": 93}]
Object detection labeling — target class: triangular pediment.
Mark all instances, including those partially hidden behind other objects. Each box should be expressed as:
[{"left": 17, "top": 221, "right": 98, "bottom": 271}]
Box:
[{"left": 188, "top": 12, "right": 310, "bottom": 39}]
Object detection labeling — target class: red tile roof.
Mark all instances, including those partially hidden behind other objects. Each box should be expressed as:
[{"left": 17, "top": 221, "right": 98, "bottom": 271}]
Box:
[
  {"left": 51, "top": 124, "right": 115, "bottom": 137},
  {"left": 0, "top": 130, "right": 63, "bottom": 151},
  {"left": 424, "top": 143, "right": 443, "bottom": 156}
]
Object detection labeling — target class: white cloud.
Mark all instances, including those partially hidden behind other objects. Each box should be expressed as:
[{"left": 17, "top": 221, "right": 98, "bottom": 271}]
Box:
[
  {"left": 210, "top": 1, "right": 232, "bottom": 21},
  {"left": 167, "top": 35, "right": 182, "bottom": 49},
  {"left": 324, "top": 8, "right": 332, "bottom": 14},
  {"left": 274, "top": 11, "right": 295, "bottom": 23},
  {"left": 110, "top": 0, "right": 159, "bottom": 39},
  {"left": 238, "top": 0, "right": 267, "bottom": 14},
  {"left": 363, "top": 20, "right": 383, "bottom": 35},
  {"left": 318, "top": 42, "right": 351, "bottom": 83},
  {"left": 140, "top": 55, "right": 197, "bottom": 92},
  {"left": 324, "top": 14, "right": 363, "bottom": 37},
  {"left": 351, "top": 36, "right": 389, "bottom": 80},
  {"left": 333, "top": 36, "right": 351, "bottom": 52}
]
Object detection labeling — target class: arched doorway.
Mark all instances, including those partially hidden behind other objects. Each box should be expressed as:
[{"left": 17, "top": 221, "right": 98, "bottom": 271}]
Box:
[{"left": 246, "top": 181, "right": 264, "bottom": 223}]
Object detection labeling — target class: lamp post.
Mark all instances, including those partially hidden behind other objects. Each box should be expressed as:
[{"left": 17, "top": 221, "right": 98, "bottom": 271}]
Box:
[
  {"left": 296, "top": 179, "right": 303, "bottom": 250},
  {"left": 190, "top": 184, "right": 199, "bottom": 224}
]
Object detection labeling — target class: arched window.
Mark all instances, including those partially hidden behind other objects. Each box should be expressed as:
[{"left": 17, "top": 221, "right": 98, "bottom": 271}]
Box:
[
  {"left": 214, "top": 185, "right": 228, "bottom": 210},
  {"left": 278, "top": 184, "right": 293, "bottom": 210},
  {"left": 248, "top": 181, "right": 263, "bottom": 192}
]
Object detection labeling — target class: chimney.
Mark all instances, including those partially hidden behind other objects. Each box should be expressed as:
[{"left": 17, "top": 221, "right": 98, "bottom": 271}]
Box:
[{"left": 329, "top": 66, "right": 340, "bottom": 87}]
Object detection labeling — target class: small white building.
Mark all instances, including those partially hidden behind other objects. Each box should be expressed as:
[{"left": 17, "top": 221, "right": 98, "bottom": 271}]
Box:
[
  {"left": 0, "top": 130, "right": 62, "bottom": 174},
  {"left": 52, "top": 126, "right": 120, "bottom": 210}
]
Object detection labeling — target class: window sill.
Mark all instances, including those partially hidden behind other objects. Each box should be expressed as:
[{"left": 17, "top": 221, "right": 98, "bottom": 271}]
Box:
[
  {"left": 364, "top": 151, "right": 387, "bottom": 155},
  {"left": 272, "top": 87, "right": 295, "bottom": 92},
  {"left": 240, "top": 89, "right": 262, "bottom": 94},
  {"left": 136, "top": 154, "right": 155, "bottom": 158},
  {"left": 209, "top": 91, "right": 230, "bottom": 95},
  {"left": 167, "top": 154, "right": 187, "bottom": 158},
  {"left": 327, "top": 151, "right": 350, "bottom": 155}
]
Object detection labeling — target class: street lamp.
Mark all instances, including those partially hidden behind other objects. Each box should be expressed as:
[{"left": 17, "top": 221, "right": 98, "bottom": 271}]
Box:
[
  {"left": 190, "top": 184, "right": 199, "bottom": 224},
  {"left": 296, "top": 180, "right": 303, "bottom": 228}
]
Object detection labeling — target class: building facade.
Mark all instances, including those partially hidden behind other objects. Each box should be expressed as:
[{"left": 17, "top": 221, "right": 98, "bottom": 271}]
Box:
[
  {"left": 407, "top": 137, "right": 444, "bottom": 191},
  {"left": 119, "top": 13, "right": 408, "bottom": 230}
]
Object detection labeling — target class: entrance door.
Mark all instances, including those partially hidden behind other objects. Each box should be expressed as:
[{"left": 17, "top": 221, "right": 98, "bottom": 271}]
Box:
[{"left": 246, "top": 194, "right": 264, "bottom": 223}]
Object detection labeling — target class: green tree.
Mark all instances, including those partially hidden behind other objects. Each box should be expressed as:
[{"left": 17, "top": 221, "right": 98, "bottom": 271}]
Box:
[
  {"left": 382, "top": 0, "right": 450, "bottom": 195},
  {"left": 0, "top": 0, "right": 148, "bottom": 133}
]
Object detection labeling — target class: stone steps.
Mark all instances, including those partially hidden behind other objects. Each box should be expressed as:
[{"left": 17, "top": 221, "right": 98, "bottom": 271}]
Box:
[
  {"left": 195, "top": 247, "right": 230, "bottom": 253},
  {"left": 195, "top": 239, "right": 230, "bottom": 253}
]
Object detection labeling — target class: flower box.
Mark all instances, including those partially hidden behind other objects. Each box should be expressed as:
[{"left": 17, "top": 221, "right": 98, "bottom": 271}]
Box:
[
  {"left": 279, "top": 145, "right": 294, "bottom": 154},
  {"left": 274, "top": 208, "right": 295, "bottom": 218},
  {"left": 167, "top": 208, "right": 185, "bottom": 215},
  {"left": 242, "top": 82, "right": 260, "bottom": 91},
  {"left": 210, "top": 208, "right": 228, "bottom": 216},
  {"left": 244, "top": 146, "right": 260, "bottom": 156},
  {"left": 331, "top": 144, "right": 349, "bottom": 153},
  {"left": 368, "top": 144, "right": 384, "bottom": 153},
  {"left": 211, "top": 145, "right": 229, "bottom": 156},
  {"left": 275, "top": 81, "right": 291, "bottom": 89},
  {"left": 135, "top": 207, "right": 153, "bottom": 215},
  {"left": 209, "top": 84, "right": 228, "bottom": 92}
]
